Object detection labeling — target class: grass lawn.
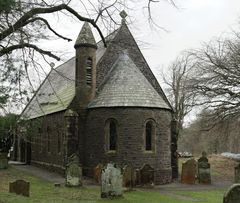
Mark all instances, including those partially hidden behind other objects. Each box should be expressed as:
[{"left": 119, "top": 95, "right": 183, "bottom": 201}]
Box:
[{"left": 0, "top": 165, "right": 226, "bottom": 203}]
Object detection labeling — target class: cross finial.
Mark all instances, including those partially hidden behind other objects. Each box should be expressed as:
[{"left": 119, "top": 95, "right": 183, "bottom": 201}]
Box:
[{"left": 120, "top": 10, "right": 127, "bottom": 23}]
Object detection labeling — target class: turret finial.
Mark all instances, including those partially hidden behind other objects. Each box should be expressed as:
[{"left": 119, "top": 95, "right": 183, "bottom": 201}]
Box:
[{"left": 120, "top": 10, "right": 127, "bottom": 23}]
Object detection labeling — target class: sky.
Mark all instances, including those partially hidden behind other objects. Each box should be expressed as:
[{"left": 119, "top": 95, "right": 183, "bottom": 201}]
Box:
[
  {"left": 132, "top": 0, "right": 240, "bottom": 79},
  {"left": 43, "top": 0, "right": 240, "bottom": 80}
]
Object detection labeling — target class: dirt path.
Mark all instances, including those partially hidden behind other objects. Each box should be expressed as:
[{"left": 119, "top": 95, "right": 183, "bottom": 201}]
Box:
[
  {"left": 10, "top": 154, "right": 236, "bottom": 191},
  {"left": 10, "top": 161, "right": 65, "bottom": 184}
]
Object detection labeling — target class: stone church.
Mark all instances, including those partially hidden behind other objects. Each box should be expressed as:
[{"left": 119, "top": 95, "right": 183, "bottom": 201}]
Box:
[{"left": 18, "top": 14, "right": 177, "bottom": 184}]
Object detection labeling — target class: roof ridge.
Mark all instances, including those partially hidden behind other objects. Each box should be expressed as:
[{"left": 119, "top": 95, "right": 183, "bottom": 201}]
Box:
[{"left": 119, "top": 22, "right": 172, "bottom": 110}]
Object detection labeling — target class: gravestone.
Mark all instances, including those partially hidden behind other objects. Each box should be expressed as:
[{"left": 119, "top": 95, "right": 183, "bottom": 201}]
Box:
[
  {"left": 140, "top": 164, "right": 154, "bottom": 185},
  {"left": 94, "top": 163, "right": 103, "bottom": 183},
  {"left": 198, "top": 151, "right": 211, "bottom": 184},
  {"left": 101, "top": 163, "right": 123, "bottom": 198},
  {"left": 234, "top": 162, "right": 240, "bottom": 183},
  {"left": 9, "top": 180, "right": 30, "bottom": 197},
  {"left": 122, "top": 165, "right": 136, "bottom": 188},
  {"left": 198, "top": 151, "right": 208, "bottom": 163},
  {"left": 0, "top": 152, "right": 8, "bottom": 169},
  {"left": 181, "top": 158, "right": 197, "bottom": 184},
  {"left": 223, "top": 184, "right": 240, "bottom": 203},
  {"left": 135, "top": 169, "right": 141, "bottom": 185},
  {"left": 65, "top": 154, "right": 82, "bottom": 187}
]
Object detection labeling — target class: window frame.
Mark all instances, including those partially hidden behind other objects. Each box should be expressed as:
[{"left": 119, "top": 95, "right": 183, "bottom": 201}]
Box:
[
  {"left": 143, "top": 119, "right": 156, "bottom": 153},
  {"left": 57, "top": 129, "right": 61, "bottom": 154},
  {"left": 47, "top": 126, "right": 51, "bottom": 153},
  {"left": 105, "top": 118, "right": 118, "bottom": 153},
  {"left": 38, "top": 127, "right": 43, "bottom": 153}
]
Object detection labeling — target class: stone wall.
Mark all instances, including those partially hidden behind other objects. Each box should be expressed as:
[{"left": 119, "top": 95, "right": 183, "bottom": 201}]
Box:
[
  {"left": 31, "top": 111, "right": 65, "bottom": 173},
  {"left": 84, "top": 107, "right": 172, "bottom": 184}
]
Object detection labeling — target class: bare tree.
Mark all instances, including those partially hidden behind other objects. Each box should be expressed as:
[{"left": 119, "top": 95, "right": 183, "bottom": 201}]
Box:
[
  {"left": 189, "top": 35, "right": 240, "bottom": 123},
  {"left": 163, "top": 53, "right": 196, "bottom": 136},
  {"left": 179, "top": 109, "right": 240, "bottom": 154},
  {"left": 0, "top": 0, "right": 128, "bottom": 111}
]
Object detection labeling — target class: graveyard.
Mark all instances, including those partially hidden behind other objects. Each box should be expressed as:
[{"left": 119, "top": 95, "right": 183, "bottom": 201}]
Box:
[
  {"left": 1, "top": 1, "right": 240, "bottom": 203},
  {"left": 0, "top": 154, "right": 239, "bottom": 203}
]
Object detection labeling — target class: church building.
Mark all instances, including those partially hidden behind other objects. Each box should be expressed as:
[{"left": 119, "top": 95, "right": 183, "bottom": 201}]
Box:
[{"left": 18, "top": 13, "right": 177, "bottom": 184}]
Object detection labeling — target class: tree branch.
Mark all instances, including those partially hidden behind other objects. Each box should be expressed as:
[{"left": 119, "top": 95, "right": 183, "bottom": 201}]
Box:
[
  {"left": 26, "top": 17, "right": 72, "bottom": 41},
  {"left": 0, "top": 4, "right": 106, "bottom": 47},
  {"left": 0, "top": 43, "right": 60, "bottom": 61}
]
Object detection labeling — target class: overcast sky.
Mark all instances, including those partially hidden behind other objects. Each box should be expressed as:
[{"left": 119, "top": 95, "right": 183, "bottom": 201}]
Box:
[
  {"left": 45, "top": 0, "right": 240, "bottom": 81},
  {"left": 133, "top": 0, "right": 240, "bottom": 79}
]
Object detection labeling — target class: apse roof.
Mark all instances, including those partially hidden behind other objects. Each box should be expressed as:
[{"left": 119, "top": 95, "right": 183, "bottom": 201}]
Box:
[{"left": 88, "top": 53, "right": 170, "bottom": 109}]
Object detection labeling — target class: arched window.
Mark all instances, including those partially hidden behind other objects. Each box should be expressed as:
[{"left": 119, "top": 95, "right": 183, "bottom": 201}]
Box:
[
  {"left": 105, "top": 119, "right": 117, "bottom": 152},
  {"left": 86, "top": 57, "right": 92, "bottom": 86},
  {"left": 144, "top": 120, "right": 156, "bottom": 151},
  {"left": 47, "top": 127, "right": 50, "bottom": 153},
  {"left": 38, "top": 127, "right": 43, "bottom": 152},
  {"left": 109, "top": 121, "right": 117, "bottom": 150}
]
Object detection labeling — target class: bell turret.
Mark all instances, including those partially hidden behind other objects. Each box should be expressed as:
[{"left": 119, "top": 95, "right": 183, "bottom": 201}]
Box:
[{"left": 74, "top": 22, "right": 97, "bottom": 108}]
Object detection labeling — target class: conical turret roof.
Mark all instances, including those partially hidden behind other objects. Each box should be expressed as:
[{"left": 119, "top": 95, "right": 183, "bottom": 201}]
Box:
[
  {"left": 88, "top": 53, "right": 171, "bottom": 109},
  {"left": 74, "top": 22, "right": 97, "bottom": 49}
]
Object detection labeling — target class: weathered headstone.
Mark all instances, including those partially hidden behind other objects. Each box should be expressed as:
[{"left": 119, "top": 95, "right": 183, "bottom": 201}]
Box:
[
  {"left": 181, "top": 158, "right": 197, "bottom": 184},
  {"left": 94, "top": 163, "right": 103, "bottom": 183},
  {"left": 122, "top": 165, "right": 136, "bottom": 188},
  {"left": 0, "top": 152, "right": 8, "bottom": 169},
  {"left": 9, "top": 180, "right": 30, "bottom": 197},
  {"left": 198, "top": 151, "right": 208, "bottom": 163},
  {"left": 198, "top": 151, "right": 211, "bottom": 184},
  {"left": 101, "top": 163, "right": 123, "bottom": 198},
  {"left": 140, "top": 164, "right": 154, "bottom": 185},
  {"left": 65, "top": 154, "right": 82, "bottom": 187},
  {"left": 234, "top": 162, "right": 240, "bottom": 183},
  {"left": 223, "top": 184, "right": 240, "bottom": 203}
]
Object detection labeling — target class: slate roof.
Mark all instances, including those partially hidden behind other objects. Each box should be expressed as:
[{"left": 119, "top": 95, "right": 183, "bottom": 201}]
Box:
[
  {"left": 88, "top": 53, "right": 170, "bottom": 109},
  {"left": 74, "top": 22, "right": 97, "bottom": 48},
  {"left": 21, "top": 22, "right": 171, "bottom": 120},
  {"left": 21, "top": 29, "right": 117, "bottom": 119},
  {"left": 21, "top": 58, "right": 75, "bottom": 119}
]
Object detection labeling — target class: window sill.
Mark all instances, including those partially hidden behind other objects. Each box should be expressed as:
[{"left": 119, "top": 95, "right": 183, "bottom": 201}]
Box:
[
  {"left": 144, "top": 150, "right": 155, "bottom": 154},
  {"left": 106, "top": 150, "right": 117, "bottom": 154}
]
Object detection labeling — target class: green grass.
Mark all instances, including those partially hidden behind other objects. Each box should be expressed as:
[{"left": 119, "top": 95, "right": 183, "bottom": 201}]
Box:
[
  {"left": 175, "top": 190, "right": 225, "bottom": 203},
  {"left": 0, "top": 166, "right": 226, "bottom": 203}
]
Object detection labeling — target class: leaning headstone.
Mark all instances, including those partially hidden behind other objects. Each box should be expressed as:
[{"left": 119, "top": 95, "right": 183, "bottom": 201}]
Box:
[
  {"left": 223, "top": 184, "right": 240, "bottom": 203},
  {"left": 140, "top": 164, "right": 154, "bottom": 185},
  {"left": 234, "top": 162, "right": 240, "bottom": 183},
  {"left": 198, "top": 151, "right": 211, "bottom": 184},
  {"left": 65, "top": 154, "right": 82, "bottom": 187},
  {"left": 94, "top": 163, "right": 103, "bottom": 183},
  {"left": 101, "top": 163, "right": 123, "bottom": 198},
  {"left": 181, "top": 158, "right": 197, "bottom": 184},
  {"left": 9, "top": 180, "right": 30, "bottom": 197},
  {"left": 122, "top": 165, "right": 136, "bottom": 188},
  {"left": 0, "top": 152, "right": 8, "bottom": 169}
]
